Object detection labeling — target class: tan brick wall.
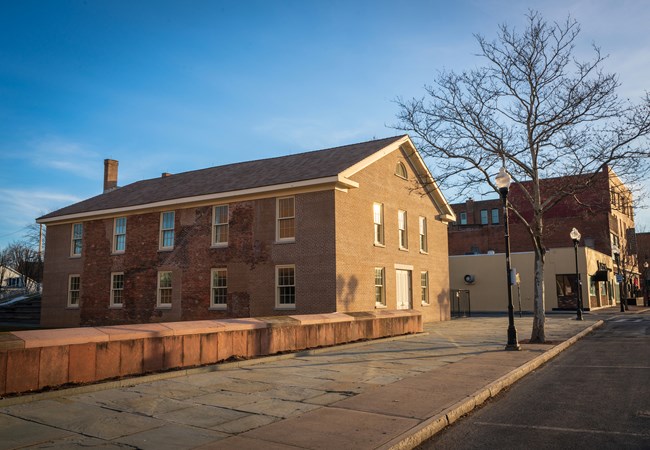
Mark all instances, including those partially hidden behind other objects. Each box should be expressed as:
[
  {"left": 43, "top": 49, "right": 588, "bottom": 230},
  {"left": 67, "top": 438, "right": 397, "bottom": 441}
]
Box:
[{"left": 335, "top": 147, "right": 451, "bottom": 322}]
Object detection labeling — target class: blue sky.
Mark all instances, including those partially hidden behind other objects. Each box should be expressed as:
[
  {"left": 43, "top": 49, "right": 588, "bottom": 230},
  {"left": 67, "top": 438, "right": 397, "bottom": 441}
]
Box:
[{"left": 1, "top": 0, "right": 649, "bottom": 247}]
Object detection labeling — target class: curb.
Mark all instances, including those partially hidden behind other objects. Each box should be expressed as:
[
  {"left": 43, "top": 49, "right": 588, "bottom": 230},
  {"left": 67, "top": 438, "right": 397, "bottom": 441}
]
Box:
[
  {"left": 0, "top": 331, "right": 429, "bottom": 407},
  {"left": 380, "top": 320, "right": 604, "bottom": 450}
]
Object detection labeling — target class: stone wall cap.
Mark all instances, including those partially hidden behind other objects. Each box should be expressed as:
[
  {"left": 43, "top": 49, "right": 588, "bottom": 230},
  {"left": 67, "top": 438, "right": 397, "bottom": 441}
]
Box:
[
  {"left": 216, "top": 318, "right": 268, "bottom": 331},
  {"left": 289, "top": 313, "right": 355, "bottom": 325},
  {"left": 12, "top": 328, "right": 109, "bottom": 349},
  {"left": 162, "top": 320, "right": 227, "bottom": 336},
  {"left": 95, "top": 323, "right": 175, "bottom": 341}
]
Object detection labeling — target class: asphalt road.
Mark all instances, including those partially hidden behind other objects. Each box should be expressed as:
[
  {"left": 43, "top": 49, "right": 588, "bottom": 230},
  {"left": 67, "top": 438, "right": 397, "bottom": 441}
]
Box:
[{"left": 419, "top": 312, "right": 650, "bottom": 450}]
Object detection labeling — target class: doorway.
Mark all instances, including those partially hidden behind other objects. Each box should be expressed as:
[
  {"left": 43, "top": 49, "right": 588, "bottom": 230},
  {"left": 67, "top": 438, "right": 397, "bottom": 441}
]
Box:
[{"left": 396, "top": 269, "right": 412, "bottom": 310}]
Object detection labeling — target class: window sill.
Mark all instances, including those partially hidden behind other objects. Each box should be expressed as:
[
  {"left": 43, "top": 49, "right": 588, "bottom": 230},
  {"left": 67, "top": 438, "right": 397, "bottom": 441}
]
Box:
[
  {"left": 156, "top": 305, "right": 172, "bottom": 310},
  {"left": 421, "top": 302, "right": 430, "bottom": 307},
  {"left": 209, "top": 305, "right": 227, "bottom": 311},
  {"left": 211, "top": 243, "right": 228, "bottom": 249},
  {"left": 66, "top": 306, "right": 79, "bottom": 309},
  {"left": 398, "top": 247, "right": 409, "bottom": 252},
  {"left": 419, "top": 250, "right": 428, "bottom": 255},
  {"left": 109, "top": 305, "right": 124, "bottom": 309},
  {"left": 375, "top": 304, "right": 387, "bottom": 309},
  {"left": 158, "top": 247, "right": 174, "bottom": 252},
  {"left": 275, "top": 305, "right": 296, "bottom": 310},
  {"left": 69, "top": 255, "right": 81, "bottom": 259},
  {"left": 111, "top": 251, "right": 125, "bottom": 256},
  {"left": 373, "top": 242, "right": 385, "bottom": 248},
  {"left": 275, "top": 239, "right": 295, "bottom": 245}
]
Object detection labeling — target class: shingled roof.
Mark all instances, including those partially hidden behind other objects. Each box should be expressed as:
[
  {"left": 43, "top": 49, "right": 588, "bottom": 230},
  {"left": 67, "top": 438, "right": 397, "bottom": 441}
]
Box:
[{"left": 38, "top": 135, "right": 407, "bottom": 221}]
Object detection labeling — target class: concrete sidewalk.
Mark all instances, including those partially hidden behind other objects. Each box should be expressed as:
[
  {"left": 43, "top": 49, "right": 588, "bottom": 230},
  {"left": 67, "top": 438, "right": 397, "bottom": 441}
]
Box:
[{"left": 0, "top": 314, "right": 607, "bottom": 450}]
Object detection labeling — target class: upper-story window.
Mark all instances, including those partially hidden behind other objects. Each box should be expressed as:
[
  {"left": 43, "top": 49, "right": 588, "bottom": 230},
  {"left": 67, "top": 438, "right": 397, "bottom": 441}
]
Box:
[
  {"left": 480, "top": 209, "right": 488, "bottom": 225},
  {"left": 113, "top": 217, "right": 127, "bottom": 253},
  {"left": 213, "top": 205, "right": 229, "bottom": 246},
  {"left": 419, "top": 216, "right": 428, "bottom": 253},
  {"left": 71, "top": 223, "right": 83, "bottom": 257},
  {"left": 491, "top": 208, "right": 500, "bottom": 224},
  {"left": 159, "top": 211, "right": 175, "bottom": 250},
  {"left": 373, "top": 203, "right": 384, "bottom": 246},
  {"left": 277, "top": 197, "right": 295, "bottom": 242},
  {"left": 395, "top": 162, "right": 408, "bottom": 179},
  {"left": 459, "top": 212, "right": 467, "bottom": 225},
  {"left": 398, "top": 210, "right": 408, "bottom": 250}
]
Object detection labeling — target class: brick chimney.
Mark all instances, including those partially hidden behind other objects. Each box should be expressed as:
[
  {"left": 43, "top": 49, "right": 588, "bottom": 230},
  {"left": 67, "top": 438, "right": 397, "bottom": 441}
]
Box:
[
  {"left": 161, "top": 172, "right": 171, "bottom": 178},
  {"left": 103, "top": 159, "right": 119, "bottom": 193}
]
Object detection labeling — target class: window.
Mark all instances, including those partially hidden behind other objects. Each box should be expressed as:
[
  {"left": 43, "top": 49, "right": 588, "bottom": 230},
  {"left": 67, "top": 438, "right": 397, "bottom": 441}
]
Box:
[
  {"left": 375, "top": 267, "right": 386, "bottom": 306},
  {"left": 419, "top": 216, "right": 428, "bottom": 253},
  {"left": 159, "top": 211, "right": 175, "bottom": 249},
  {"left": 157, "top": 271, "right": 172, "bottom": 307},
  {"left": 491, "top": 208, "right": 499, "bottom": 224},
  {"left": 110, "top": 272, "right": 124, "bottom": 307},
  {"left": 395, "top": 162, "right": 408, "bottom": 179},
  {"left": 459, "top": 212, "right": 467, "bottom": 225},
  {"left": 480, "top": 209, "right": 488, "bottom": 225},
  {"left": 398, "top": 210, "right": 408, "bottom": 249},
  {"left": 276, "top": 265, "right": 296, "bottom": 308},
  {"left": 71, "top": 223, "right": 83, "bottom": 256},
  {"left": 373, "top": 203, "right": 384, "bottom": 245},
  {"left": 113, "top": 217, "right": 127, "bottom": 253},
  {"left": 213, "top": 205, "right": 229, "bottom": 246},
  {"left": 421, "top": 271, "right": 429, "bottom": 305},
  {"left": 211, "top": 268, "right": 228, "bottom": 309},
  {"left": 277, "top": 197, "right": 295, "bottom": 241},
  {"left": 68, "top": 275, "right": 80, "bottom": 308}
]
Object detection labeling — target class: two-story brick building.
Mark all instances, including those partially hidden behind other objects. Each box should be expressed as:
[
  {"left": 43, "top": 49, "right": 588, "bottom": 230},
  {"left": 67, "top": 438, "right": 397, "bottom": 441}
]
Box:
[
  {"left": 37, "top": 135, "right": 456, "bottom": 327},
  {"left": 447, "top": 167, "right": 640, "bottom": 312}
]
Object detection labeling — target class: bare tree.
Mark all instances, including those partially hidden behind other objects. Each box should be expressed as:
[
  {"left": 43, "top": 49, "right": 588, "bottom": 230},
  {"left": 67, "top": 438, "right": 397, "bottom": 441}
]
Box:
[
  {"left": 3, "top": 241, "right": 43, "bottom": 289},
  {"left": 395, "top": 11, "right": 650, "bottom": 342}
]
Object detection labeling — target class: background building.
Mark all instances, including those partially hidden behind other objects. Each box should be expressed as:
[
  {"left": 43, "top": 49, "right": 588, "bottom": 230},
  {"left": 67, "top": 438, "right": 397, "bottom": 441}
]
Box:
[{"left": 448, "top": 167, "right": 640, "bottom": 312}]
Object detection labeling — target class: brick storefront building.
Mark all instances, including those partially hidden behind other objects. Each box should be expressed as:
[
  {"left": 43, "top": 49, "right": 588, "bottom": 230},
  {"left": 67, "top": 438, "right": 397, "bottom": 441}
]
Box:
[
  {"left": 637, "top": 232, "right": 650, "bottom": 306},
  {"left": 447, "top": 167, "right": 640, "bottom": 311},
  {"left": 38, "top": 135, "right": 456, "bottom": 327}
]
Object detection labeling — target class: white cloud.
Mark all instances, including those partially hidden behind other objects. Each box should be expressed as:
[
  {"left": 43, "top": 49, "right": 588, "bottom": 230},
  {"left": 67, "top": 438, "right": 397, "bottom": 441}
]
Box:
[{"left": 0, "top": 189, "right": 82, "bottom": 234}]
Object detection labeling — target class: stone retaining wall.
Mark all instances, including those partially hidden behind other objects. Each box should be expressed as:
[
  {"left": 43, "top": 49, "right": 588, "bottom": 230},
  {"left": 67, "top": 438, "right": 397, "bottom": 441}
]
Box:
[{"left": 0, "top": 310, "right": 422, "bottom": 396}]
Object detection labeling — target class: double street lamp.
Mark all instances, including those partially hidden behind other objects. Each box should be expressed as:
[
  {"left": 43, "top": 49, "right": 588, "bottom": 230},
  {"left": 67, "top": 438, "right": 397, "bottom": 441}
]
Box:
[
  {"left": 570, "top": 228, "right": 583, "bottom": 321},
  {"left": 495, "top": 167, "right": 520, "bottom": 351}
]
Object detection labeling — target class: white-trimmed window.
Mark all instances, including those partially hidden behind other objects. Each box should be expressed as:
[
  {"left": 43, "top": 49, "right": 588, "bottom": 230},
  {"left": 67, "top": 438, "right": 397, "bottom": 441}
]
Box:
[
  {"left": 395, "top": 162, "right": 408, "bottom": 179},
  {"left": 110, "top": 272, "right": 124, "bottom": 308},
  {"left": 459, "top": 212, "right": 467, "bottom": 225},
  {"left": 276, "top": 265, "right": 296, "bottom": 308},
  {"left": 276, "top": 197, "right": 295, "bottom": 242},
  {"left": 213, "top": 205, "right": 229, "bottom": 246},
  {"left": 159, "top": 211, "right": 175, "bottom": 249},
  {"left": 419, "top": 217, "right": 428, "bottom": 253},
  {"left": 113, "top": 217, "right": 127, "bottom": 253},
  {"left": 211, "top": 268, "right": 228, "bottom": 309},
  {"left": 375, "top": 267, "right": 386, "bottom": 307},
  {"left": 373, "top": 202, "right": 384, "bottom": 245},
  {"left": 157, "top": 271, "right": 172, "bottom": 308},
  {"left": 398, "top": 210, "right": 408, "bottom": 249},
  {"left": 491, "top": 208, "right": 499, "bottom": 224},
  {"left": 421, "top": 271, "right": 429, "bottom": 305},
  {"left": 480, "top": 209, "right": 488, "bottom": 225},
  {"left": 71, "top": 223, "right": 83, "bottom": 257},
  {"left": 68, "top": 275, "right": 80, "bottom": 308}
]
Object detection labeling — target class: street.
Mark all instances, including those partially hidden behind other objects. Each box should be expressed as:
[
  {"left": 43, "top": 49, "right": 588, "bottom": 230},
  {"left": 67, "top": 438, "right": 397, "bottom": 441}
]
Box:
[{"left": 420, "top": 312, "right": 650, "bottom": 449}]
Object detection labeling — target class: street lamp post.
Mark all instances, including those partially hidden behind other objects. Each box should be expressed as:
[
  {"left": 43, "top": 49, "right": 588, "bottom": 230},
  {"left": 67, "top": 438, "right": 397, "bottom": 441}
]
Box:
[
  {"left": 643, "top": 259, "right": 650, "bottom": 306},
  {"left": 496, "top": 167, "right": 520, "bottom": 351},
  {"left": 612, "top": 244, "right": 624, "bottom": 312},
  {"left": 570, "top": 228, "right": 583, "bottom": 320}
]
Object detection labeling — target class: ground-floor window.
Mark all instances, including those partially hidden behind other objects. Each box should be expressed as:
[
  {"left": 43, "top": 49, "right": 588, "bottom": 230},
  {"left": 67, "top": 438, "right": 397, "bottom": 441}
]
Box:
[
  {"left": 375, "top": 267, "right": 386, "bottom": 307},
  {"left": 211, "top": 268, "right": 228, "bottom": 309},
  {"left": 276, "top": 265, "right": 295, "bottom": 309},
  {"left": 110, "top": 272, "right": 124, "bottom": 307},
  {"left": 421, "top": 271, "right": 429, "bottom": 305},
  {"left": 556, "top": 274, "right": 578, "bottom": 309},
  {"left": 157, "top": 271, "right": 173, "bottom": 308},
  {"left": 68, "top": 275, "right": 80, "bottom": 308}
]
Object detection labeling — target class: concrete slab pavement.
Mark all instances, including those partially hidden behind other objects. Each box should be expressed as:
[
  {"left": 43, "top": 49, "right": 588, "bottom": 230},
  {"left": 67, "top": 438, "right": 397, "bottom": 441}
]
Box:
[{"left": 0, "top": 314, "right": 607, "bottom": 449}]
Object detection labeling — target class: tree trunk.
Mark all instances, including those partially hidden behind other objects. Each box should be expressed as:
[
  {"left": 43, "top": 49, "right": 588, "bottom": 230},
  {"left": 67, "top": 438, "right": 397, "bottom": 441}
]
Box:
[{"left": 530, "top": 248, "right": 546, "bottom": 343}]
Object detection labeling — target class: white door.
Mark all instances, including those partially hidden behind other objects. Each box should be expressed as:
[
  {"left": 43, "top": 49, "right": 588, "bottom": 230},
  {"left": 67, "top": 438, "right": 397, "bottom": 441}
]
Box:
[{"left": 396, "top": 269, "right": 412, "bottom": 310}]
